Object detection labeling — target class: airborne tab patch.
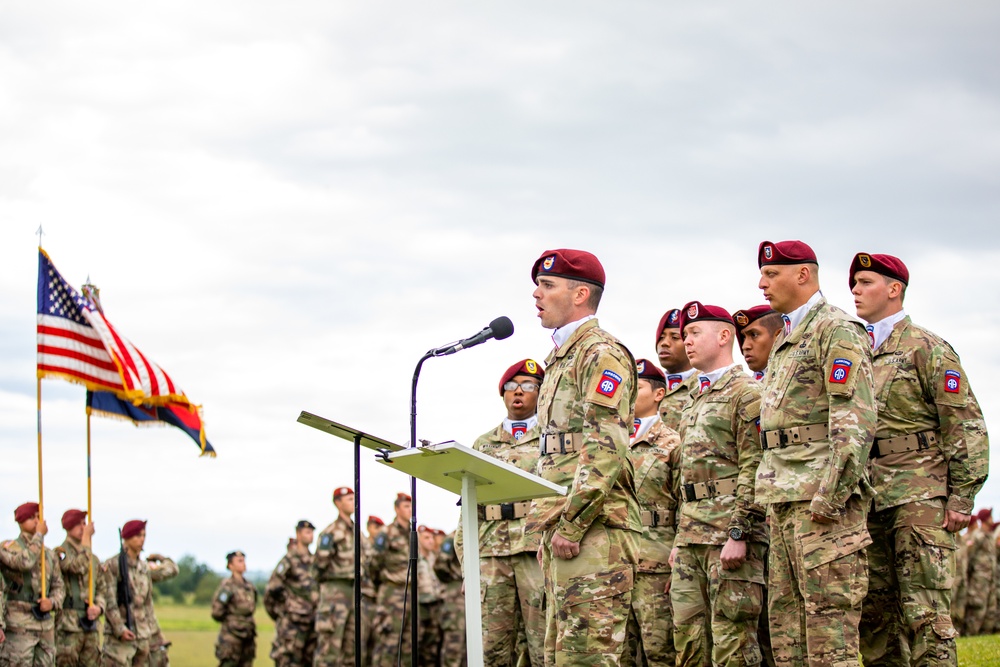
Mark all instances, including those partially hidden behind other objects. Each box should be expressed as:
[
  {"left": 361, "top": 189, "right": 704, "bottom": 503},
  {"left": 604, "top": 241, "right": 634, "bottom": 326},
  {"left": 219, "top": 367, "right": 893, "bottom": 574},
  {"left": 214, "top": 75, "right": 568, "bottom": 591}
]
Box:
[
  {"left": 829, "top": 358, "right": 853, "bottom": 384},
  {"left": 944, "top": 370, "right": 961, "bottom": 393},
  {"left": 511, "top": 422, "right": 527, "bottom": 440},
  {"left": 596, "top": 369, "right": 622, "bottom": 398}
]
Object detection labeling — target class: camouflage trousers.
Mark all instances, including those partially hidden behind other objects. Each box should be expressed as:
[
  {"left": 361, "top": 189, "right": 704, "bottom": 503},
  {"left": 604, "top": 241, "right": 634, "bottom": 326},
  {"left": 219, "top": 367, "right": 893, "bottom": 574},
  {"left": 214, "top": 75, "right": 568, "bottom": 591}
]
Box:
[
  {"left": 419, "top": 601, "right": 443, "bottom": 666},
  {"left": 767, "top": 499, "right": 870, "bottom": 667},
  {"left": 1, "top": 625, "right": 56, "bottom": 667},
  {"left": 271, "top": 614, "right": 318, "bottom": 667},
  {"left": 626, "top": 571, "right": 674, "bottom": 667},
  {"left": 99, "top": 636, "right": 150, "bottom": 667},
  {"left": 860, "top": 499, "right": 958, "bottom": 667},
  {"left": 55, "top": 630, "right": 101, "bottom": 667},
  {"left": 361, "top": 594, "right": 376, "bottom": 667},
  {"left": 216, "top": 631, "right": 256, "bottom": 667},
  {"left": 481, "top": 551, "right": 544, "bottom": 667},
  {"left": 541, "top": 523, "right": 638, "bottom": 667},
  {"left": 371, "top": 584, "right": 441, "bottom": 667},
  {"left": 315, "top": 579, "right": 356, "bottom": 667},
  {"left": 148, "top": 635, "right": 170, "bottom": 667},
  {"left": 439, "top": 581, "right": 467, "bottom": 667},
  {"left": 670, "top": 542, "right": 765, "bottom": 667}
]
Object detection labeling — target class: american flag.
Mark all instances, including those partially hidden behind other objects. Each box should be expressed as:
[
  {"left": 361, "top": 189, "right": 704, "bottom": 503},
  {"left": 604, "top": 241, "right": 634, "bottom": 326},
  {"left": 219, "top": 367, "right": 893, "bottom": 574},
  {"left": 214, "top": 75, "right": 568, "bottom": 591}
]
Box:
[{"left": 36, "top": 249, "right": 189, "bottom": 406}]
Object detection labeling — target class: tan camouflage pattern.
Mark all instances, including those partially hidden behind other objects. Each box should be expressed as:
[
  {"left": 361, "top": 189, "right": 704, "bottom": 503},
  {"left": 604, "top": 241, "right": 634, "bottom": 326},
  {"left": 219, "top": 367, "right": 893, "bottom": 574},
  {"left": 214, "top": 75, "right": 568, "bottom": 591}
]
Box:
[
  {"left": 960, "top": 524, "right": 995, "bottom": 636},
  {"left": 529, "top": 318, "right": 642, "bottom": 543},
  {"left": 950, "top": 535, "right": 968, "bottom": 633},
  {"left": 625, "top": 571, "right": 672, "bottom": 667},
  {"left": 868, "top": 316, "right": 989, "bottom": 513},
  {"left": 313, "top": 515, "right": 357, "bottom": 667},
  {"left": 480, "top": 552, "right": 543, "bottom": 667},
  {"left": 676, "top": 366, "right": 766, "bottom": 546},
  {"left": 368, "top": 520, "right": 412, "bottom": 667},
  {"left": 266, "top": 545, "right": 317, "bottom": 666},
  {"left": 433, "top": 535, "right": 466, "bottom": 667},
  {"left": 99, "top": 551, "right": 154, "bottom": 666},
  {"left": 55, "top": 631, "right": 101, "bottom": 667},
  {"left": 657, "top": 374, "right": 697, "bottom": 433},
  {"left": 756, "top": 297, "right": 877, "bottom": 518},
  {"left": 768, "top": 499, "right": 870, "bottom": 667},
  {"left": 0, "top": 533, "right": 65, "bottom": 667},
  {"left": 360, "top": 539, "right": 377, "bottom": 667},
  {"left": 984, "top": 524, "right": 1000, "bottom": 635},
  {"left": 211, "top": 576, "right": 257, "bottom": 667},
  {"left": 147, "top": 556, "right": 177, "bottom": 667},
  {"left": 417, "top": 551, "right": 442, "bottom": 604},
  {"left": 54, "top": 538, "right": 103, "bottom": 667}
]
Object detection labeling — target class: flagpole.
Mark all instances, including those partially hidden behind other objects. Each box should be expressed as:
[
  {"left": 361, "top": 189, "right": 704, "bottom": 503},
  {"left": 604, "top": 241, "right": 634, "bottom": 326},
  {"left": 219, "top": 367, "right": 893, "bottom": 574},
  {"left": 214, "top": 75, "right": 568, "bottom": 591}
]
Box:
[
  {"left": 36, "top": 377, "right": 47, "bottom": 599},
  {"left": 86, "top": 407, "right": 94, "bottom": 606}
]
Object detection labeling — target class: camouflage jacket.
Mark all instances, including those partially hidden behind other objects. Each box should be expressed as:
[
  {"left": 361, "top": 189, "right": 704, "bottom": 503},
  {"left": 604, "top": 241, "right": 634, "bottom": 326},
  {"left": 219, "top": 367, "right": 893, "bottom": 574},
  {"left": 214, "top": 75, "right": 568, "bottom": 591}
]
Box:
[
  {"left": 965, "top": 526, "right": 996, "bottom": 607},
  {"left": 658, "top": 373, "right": 698, "bottom": 433},
  {"left": 417, "top": 552, "right": 442, "bottom": 604},
  {"left": 757, "top": 297, "right": 876, "bottom": 518},
  {"left": 0, "top": 533, "right": 65, "bottom": 632},
  {"left": 628, "top": 417, "right": 681, "bottom": 572},
  {"left": 360, "top": 538, "right": 376, "bottom": 598},
  {"left": 434, "top": 535, "right": 463, "bottom": 586},
  {"left": 211, "top": 576, "right": 257, "bottom": 640},
  {"left": 100, "top": 552, "right": 153, "bottom": 640},
  {"left": 459, "top": 422, "right": 542, "bottom": 557},
  {"left": 677, "top": 366, "right": 767, "bottom": 546},
  {"left": 869, "top": 316, "right": 989, "bottom": 513},
  {"left": 314, "top": 516, "right": 355, "bottom": 582},
  {"left": 146, "top": 556, "right": 177, "bottom": 640},
  {"left": 368, "top": 520, "right": 410, "bottom": 588},
  {"left": 0, "top": 570, "right": 5, "bottom": 631},
  {"left": 55, "top": 538, "right": 105, "bottom": 634},
  {"left": 264, "top": 545, "right": 316, "bottom": 623},
  {"left": 529, "top": 318, "right": 642, "bottom": 543}
]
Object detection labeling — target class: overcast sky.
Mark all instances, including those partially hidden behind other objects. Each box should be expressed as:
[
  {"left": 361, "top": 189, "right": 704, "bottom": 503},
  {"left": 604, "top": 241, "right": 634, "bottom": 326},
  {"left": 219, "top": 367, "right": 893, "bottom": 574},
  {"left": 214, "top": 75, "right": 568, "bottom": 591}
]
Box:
[{"left": 2, "top": 2, "right": 999, "bottom": 572}]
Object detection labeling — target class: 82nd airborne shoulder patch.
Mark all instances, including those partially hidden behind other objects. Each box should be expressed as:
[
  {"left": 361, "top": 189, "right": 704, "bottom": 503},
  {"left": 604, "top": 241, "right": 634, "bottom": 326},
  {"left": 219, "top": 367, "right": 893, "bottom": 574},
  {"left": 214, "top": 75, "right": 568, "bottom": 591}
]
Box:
[
  {"left": 944, "top": 370, "right": 961, "bottom": 393},
  {"left": 829, "top": 358, "right": 853, "bottom": 384},
  {"left": 596, "top": 369, "right": 622, "bottom": 398}
]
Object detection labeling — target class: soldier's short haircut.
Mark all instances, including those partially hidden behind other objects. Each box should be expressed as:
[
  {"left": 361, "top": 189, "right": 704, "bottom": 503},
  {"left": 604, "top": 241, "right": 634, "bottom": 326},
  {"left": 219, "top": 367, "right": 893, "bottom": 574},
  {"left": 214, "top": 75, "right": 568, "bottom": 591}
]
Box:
[
  {"left": 640, "top": 377, "right": 666, "bottom": 394},
  {"left": 883, "top": 275, "right": 907, "bottom": 304},
  {"left": 566, "top": 279, "right": 603, "bottom": 310},
  {"left": 755, "top": 311, "right": 784, "bottom": 335}
]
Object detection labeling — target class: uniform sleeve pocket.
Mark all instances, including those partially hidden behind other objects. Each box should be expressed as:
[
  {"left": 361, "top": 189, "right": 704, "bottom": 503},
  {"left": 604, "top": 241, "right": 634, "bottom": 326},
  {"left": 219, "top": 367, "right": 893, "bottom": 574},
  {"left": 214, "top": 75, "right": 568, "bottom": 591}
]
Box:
[{"left": 555, "top": 565, "right": 633, "bottom": 654}]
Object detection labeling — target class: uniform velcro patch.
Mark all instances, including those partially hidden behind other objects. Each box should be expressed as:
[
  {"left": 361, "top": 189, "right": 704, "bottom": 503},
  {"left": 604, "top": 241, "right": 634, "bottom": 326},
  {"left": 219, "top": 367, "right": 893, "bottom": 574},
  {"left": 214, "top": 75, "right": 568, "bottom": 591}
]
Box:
[
  {"left": 944, "top": 370, "right": 961, "bottom": 394},
  {"left": 829, "top": 358, "right": 852, "bottom": 384}
]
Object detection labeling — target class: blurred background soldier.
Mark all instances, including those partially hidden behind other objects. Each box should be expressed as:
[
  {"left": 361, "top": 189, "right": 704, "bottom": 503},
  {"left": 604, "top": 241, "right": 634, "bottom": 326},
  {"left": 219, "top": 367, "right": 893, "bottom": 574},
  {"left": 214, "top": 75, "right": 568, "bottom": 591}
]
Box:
[
  {"left": 654, "top": 309, "right": 697, "bottom": 432},
  {"left": 314, "top": 487, "right": 357, "bottom": 667},
  {"left": 625, "top": 359, "right": 681, "bottom": 667},
  {"left": 1, "top": 502, "right": 65, "bottom": 667},
  {"left": 962, "top": 509, "right": 995, "bottom": 635},
  {"left": 211, "top": 551, "right": 257, "bottom": 667},
  {"left": 417, "top": 526, "right": 443, "bottom": 666},
  {"left": 368, "top": 493, "right": 414, "bottom": 667},
  {"left": 265, "top": 520, "right": 318, "bottom": 667},
  {"left": 55, "top": 509, "right": 103, "bottom": 667},
  {"left": 434, "top": 531, "right": 466, "bottom": 667},
  {"left": 147, "top": 552, "right": 179, "bottom": 667},
  {"left": 361, "top": 516, "right": 384, "bottom": 667},
  {"left": 99, "top": 520, "right": 154, "bottom": 667},
  {"left": 950, "top": 518, "right": 971, "bottom": 634}
]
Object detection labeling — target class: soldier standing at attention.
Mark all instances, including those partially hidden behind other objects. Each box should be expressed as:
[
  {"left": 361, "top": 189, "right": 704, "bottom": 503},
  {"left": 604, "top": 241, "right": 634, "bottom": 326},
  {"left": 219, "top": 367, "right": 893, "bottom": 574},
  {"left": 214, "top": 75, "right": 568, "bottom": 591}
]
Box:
[
  {"left": 962, "top": 509, "right": 996, "bottom": 635},
  {"left": 361, "top": 516, "right": 384, "bottom": 667},
  {"left": 670, "top": 303, "right": 766, "bottom": 667},
  {"left": 368, "top": 493, "right": 414, "bottom": 667},
  {"left": 55, "top": 509, "right": 103, "bottom": 667},
  {"left": 211, "top": 551, "right": 258, "bottom": 667},
  {"left": 460, "top": 358, "right": 547, "bottom": 667},
  {"left": 265, "top": 521, "right": 318, "bottom": 667},
  {"left": 625, "top": 359, "right": 681, "bottom": 667},
  {"left": 654, "top": 309, "right": 698, "bottom": 432},
  {"left": 99, "top": 520, "right": 155, "bottom": 667},
  {"left": 0, "top": 502, "right": 65, "bottom": 667},
  {"left": 851, "top": 252, "right": 989, "bottom": 665},
  {"left": 434, "top": 531, "right": 466, "bottom": 667},
  {"left": 417, "top": 526, "right": 443, "bottom": 666},
  {"left": 527, "top": 248, "right": 641, "bottom": 667},
  {"left": 755, "top": 240, "right": 876, "bottom": 667},
  {"left": 732, "top": 306, "right": 782, "bottom": 382},
  {"left": 313, "top": 487, "right": 358, "bottom": 667}
]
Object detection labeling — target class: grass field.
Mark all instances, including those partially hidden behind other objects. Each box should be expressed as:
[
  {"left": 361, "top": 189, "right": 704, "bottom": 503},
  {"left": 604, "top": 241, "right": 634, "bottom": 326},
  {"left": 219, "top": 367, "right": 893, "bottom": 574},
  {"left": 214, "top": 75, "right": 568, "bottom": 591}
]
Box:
[{"left": 156, "top": 602, "right": 1000, "bottom": 666}]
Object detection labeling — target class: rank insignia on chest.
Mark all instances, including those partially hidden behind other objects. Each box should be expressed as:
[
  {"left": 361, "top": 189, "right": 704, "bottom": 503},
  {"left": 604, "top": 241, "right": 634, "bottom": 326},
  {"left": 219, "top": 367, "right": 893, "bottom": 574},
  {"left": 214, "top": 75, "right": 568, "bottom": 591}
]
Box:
[
  {"left": 512, "top": 422, "right": 527, "bottom": 440},
  {"left": 944, "top": 370, "right": 961, "bottom": 393},
  {"left": 596, "top": 369, "right": 622, "bottom": 397},
  {"left": 667, "top": 374, "right": 682, "bottom": 390},
  {"left": 829, "top": 358, "right": 853, "bottom": 384}
]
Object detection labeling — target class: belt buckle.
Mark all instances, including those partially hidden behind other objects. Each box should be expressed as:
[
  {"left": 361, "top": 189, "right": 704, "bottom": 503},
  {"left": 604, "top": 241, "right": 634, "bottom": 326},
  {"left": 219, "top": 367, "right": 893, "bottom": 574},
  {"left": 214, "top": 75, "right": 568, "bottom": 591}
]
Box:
[
  {"left": 777, "top": 430, "right": 790, "bottom": 447},
  {"left": 650, "top": 510, "right": 661, "bottom": 527},
  {"left": 683, "top": 483, "right": 696, "bottom": 502},
  {"left": 500, "top": 503, "right": 515, "bottom": 521},
  {"left": 705, "top": 479, "right": 717, "bottom": 497},
  {"left": 484, "top": 506, "right": 502, "bottom": 521},
  {"left": 916, "top": 432, "right": 931, "bottom": 450}
]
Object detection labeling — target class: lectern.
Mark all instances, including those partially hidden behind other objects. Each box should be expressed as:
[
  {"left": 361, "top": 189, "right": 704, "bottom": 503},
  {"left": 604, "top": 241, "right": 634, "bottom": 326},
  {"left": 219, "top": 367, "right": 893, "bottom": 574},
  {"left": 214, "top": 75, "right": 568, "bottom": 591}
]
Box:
[{"left": 378, "top": 440, "right": 565, "bottom": 667}]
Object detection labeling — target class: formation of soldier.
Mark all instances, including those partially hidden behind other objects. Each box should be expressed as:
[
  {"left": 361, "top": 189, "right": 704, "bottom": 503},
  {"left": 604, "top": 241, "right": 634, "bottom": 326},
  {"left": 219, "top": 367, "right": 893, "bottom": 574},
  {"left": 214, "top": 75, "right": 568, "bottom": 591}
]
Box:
[{"left": 0, "top": 505, "right": 178, "bottom": 667}]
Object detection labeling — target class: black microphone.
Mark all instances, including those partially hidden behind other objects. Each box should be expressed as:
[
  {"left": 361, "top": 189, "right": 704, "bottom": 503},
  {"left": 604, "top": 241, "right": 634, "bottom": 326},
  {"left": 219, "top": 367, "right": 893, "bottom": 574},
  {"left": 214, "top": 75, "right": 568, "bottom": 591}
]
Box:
[{"left": 433, "top": 316, "right": 514, "bottom": 356}]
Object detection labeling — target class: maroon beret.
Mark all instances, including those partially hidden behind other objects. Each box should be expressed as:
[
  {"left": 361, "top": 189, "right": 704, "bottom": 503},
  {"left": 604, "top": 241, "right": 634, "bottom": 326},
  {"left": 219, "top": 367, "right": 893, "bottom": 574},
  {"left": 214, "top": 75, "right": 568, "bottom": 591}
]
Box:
[
  {"left": 395, "top": 492, "right": 412, "bottom": 505},
  {"left": 976, "top": 508, "right": 992, "bottom": 522},
  {"left": 733, "top": 305, "right": 777, "bottom": 346},
  {"left": 367, "top": 515, "right": 385, "bottom": 526},
  {"left": 61, "top": 509, "right": 88, "bottom": 531},
  {"left": 14, "top": 502, "right": 39, "bottom": 524},
  {"left": 121, "top": 520, "right": 147, "bottom": 539},
  {"left": 679, "top": 301, "right": 735, "bottom": 332},
  {"left": 531, "top": 249, "right": 605, "bottom": 288},
  {"left": 849, "top": 252, "right": 909, "bottom": 289},
  {"left": 758, "top": 240, "right": 818, "bottom": 268},
  {"left": 499, "top": 358, "right": 545, "bottom": 395},
  {"left": 635, "top": 359, "right": 666, "bottom": 383},
  {"left": 333, "top": 487, "right": 354, "bottom": 500},
  {"left": 654, "top": 309, "right": 682, "bottom": 345}
]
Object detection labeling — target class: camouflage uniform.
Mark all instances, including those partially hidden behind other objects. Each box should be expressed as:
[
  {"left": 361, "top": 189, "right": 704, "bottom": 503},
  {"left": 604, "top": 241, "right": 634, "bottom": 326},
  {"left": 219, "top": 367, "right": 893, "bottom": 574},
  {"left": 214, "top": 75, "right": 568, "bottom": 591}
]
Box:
[
  {"left": 950, "top": 535, "right": 968, "bottom": 633},
  {"left": 626, "top": 416, "right": 680, "bottom": 667},
  {"left": 147, "top": 557, "right": 178, "bottom": 667},
  {"left": 0, "top": 533, "right": 66, "bottom": 667},
  {"left": 99, "top": 552, "right": 154, "bottom": 667},
  {"left": 961, "top": 524, "right": 995, "bottom": 635},
  {"left": 433, "top": 535, "right": 466, "bottom": 667},
  {"left": 266, "top": 545, "right": 318, "bottom": 667},
  {"left": 313, "top": 516, "right": 356, "bottom": 667},
  {"left": 756, "top": 296, "right": 876, "bottom": 667},
  {"left": 368, "top": 520, "right": 413, "bottom": 667},
  {"left": 657, "top": 372, "right": 697, "bottom": 434},
  {"left": 859, "top": 316, "right": 988, "bottom": 666},
  {"left": 672, "top": 366, "right": 766, "bottom": 667},
  {"left": 529, "top": 318, "right": 642, "bottom": 667},
  {"left": 211, "top": 575, "right": 258, "bottom": 667},
  {"left": 462, "top": 422, "right": 545, "bottom": 667},
  {"left": 55, "top": 538, "right": 105, "bottom": 667},
  {"left": 417, "top": 550, "right": 443, "bottom": 666},
  {"left": 360, "top": 539, "right": 378, "bottom": 667},
  {"left": 985, "top": 524, "right": 1000, "bottom": 634}
]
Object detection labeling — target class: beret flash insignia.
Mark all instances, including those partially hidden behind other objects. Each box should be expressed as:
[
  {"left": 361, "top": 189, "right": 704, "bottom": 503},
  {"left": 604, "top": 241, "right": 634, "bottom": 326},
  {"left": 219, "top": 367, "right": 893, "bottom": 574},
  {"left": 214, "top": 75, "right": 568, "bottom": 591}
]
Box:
[
  {"left": 859, "top": 254, "right": 872, "bottom": 268},
  {"left": 735, "top": 312, "right": 749, "bottom": 327},
  {"left": 687, "top": 303, "right": 699, "bottom": 318},
  {"left": 542, "top": 256, "right": 555, "bottom": 271},
  {"left": 525, "top": 360, "right": 538, "bottom": 374},
  {"left": 764, "top": 245, "right": 773, "bottom": 260}
]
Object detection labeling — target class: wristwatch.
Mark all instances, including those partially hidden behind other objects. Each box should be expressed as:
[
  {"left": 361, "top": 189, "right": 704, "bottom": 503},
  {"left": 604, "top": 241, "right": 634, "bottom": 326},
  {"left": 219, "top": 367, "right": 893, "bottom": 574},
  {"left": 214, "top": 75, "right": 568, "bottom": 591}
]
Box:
[{"left": 728, "top": 527, "right": 745, "bottom": 541}]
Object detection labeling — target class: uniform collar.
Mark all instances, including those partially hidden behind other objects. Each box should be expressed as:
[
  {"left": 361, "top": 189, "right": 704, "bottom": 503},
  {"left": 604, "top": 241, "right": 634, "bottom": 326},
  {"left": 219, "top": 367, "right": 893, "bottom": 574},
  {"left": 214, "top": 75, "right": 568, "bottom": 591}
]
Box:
[
  {"left": 783, "top": 290, "right": 824, "bottom": 335},
  {"left": 630, "top": 414, "right": 659, "bottom": 444},
  {"left": 503, "top": 415, "right": 539, "bottom": 438},
  {"left": 693, "top": 363, "right": 740, "bottom": 394},
  {"left": 866, "top": 310, "right": 907, "bottom": 352},
  {"left": 551, "top": 315, "right": 596, "bottom": 350}
]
